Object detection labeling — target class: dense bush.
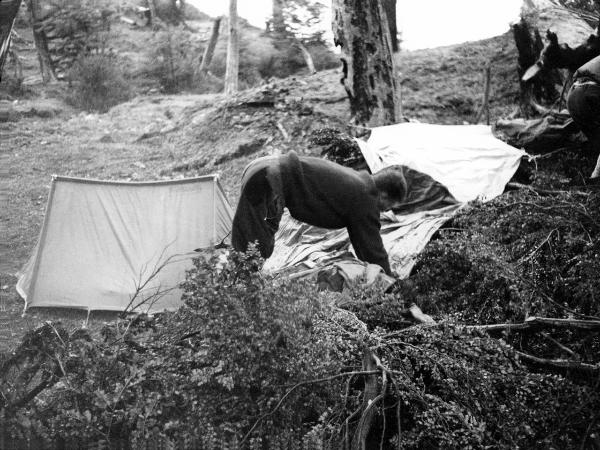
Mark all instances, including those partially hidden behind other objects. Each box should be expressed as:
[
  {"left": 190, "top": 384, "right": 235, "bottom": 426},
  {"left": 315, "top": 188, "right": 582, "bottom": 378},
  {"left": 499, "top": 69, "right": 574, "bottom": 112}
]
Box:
[
  {"left": 2, "top": 245, "right": 600, "bottom": 448},
  {"left": 1, "top": 248, "right": 351, "bottom": 447},
  {"left": 66, "top": 54, "right": 131, "bottom": 112}
]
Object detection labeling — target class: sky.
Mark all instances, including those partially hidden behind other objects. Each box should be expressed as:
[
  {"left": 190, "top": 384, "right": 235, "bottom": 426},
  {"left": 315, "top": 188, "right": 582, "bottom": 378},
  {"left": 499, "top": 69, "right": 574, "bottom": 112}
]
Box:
[{"left": 188, "top": 0, "right": 524, "bottom": 50}]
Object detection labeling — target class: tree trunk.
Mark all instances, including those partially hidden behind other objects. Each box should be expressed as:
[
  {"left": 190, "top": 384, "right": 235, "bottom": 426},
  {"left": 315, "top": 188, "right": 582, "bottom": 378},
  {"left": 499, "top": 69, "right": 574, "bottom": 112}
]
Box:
[
  {"left": 381, "top": 0, "right": 398, "bottom": 52},
  {"left": 224, "top": 0, "right": 239, "bottom": 96},
  {"left": 27, "top": 0, "right": 56, "bottom": 83},
  {"left": 271, "top": 0, "right": 286, "bottom": 36},
  {"left": 296, "top": 41, "right": 316, "bottom": 74},
  {"left": 512, "top": 18, "right": 560, "bottom": 116},
  {"left": 198, "top": 16, "right": 221, "bottom": 76},
  {"left": 332, "top": 0, "right": 399, "bottom": 127},
  {"left": 0, "top": 0, "right": 23, "bottom": 81}
]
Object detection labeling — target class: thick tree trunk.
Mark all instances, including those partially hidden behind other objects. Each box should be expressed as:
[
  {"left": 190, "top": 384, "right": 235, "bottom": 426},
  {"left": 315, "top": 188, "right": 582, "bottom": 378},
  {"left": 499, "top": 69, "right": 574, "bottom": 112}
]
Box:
[
  {"left": 332, "top": 0, "right": 400, "bottom": 126},
  {"left": 512, "top": 19, "right": 560, "bottom": 116},
  {"left": 224, "top": 0, "right": 239, "bottom": 95},
  {"left": 296, "top": 41, "right": 316, "bottom": 74},
  {"left": 27, "top": 0, "right": 56, "bottom": 83},
  {"left": 198, "top": 16, "right": 221, "bottom": 76}
]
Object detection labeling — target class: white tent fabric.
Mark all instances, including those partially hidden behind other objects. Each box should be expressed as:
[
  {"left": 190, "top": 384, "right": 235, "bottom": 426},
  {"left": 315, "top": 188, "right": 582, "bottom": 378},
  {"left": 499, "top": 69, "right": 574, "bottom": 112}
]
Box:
[
  {"left": 360, "top": 123, "right": 526, "bottom": 202},
  {"left": 264, "top": 123, "right": 525, "bottom": 279},
  {"left": 17, "top": 175, "right": 232, "bottom": 313}
]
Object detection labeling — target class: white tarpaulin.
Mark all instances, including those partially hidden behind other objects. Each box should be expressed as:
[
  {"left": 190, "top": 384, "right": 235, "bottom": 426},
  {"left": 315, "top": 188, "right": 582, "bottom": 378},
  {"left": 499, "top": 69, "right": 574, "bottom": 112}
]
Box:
[
  {"left": 264, "top": 123, "right": 525, "bottom": 280},
  {"left": 17, "top": 175, "right": 233, "bottom": 313}
]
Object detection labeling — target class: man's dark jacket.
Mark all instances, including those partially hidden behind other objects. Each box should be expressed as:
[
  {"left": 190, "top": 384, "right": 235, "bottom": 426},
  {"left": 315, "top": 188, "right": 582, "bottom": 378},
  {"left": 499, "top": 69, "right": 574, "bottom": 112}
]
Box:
[{"left": 233, "top": 151, "right": 391, "bottom": 274}]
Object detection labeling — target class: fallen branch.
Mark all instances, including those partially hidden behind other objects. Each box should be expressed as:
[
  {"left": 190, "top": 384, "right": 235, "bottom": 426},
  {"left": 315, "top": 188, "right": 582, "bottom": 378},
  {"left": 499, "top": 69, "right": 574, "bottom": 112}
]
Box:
[
  {"left": 515, "top": 350, "right": 599, "bottom": 375},
  {"left": 466, "top": 317, "right": 600, "bottom": 333},
  {"left": 276, "top": 121, "right": 290, "bottom": 141},
  {"left": 135, "top": 125, "right": 180, "bottom": 142},
  {"left": 505, "top": 182, "right": 590, "bottom": 197}
]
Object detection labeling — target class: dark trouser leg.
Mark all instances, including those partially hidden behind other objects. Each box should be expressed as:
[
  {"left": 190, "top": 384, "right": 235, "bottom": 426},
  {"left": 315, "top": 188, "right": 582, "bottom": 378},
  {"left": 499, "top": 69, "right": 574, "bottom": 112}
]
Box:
[
  {"left": 567, "top": 82, "right": 600, "bottom": 178},
  {"left": 231, "top": 174, "right": 283, "bottom": 259}
]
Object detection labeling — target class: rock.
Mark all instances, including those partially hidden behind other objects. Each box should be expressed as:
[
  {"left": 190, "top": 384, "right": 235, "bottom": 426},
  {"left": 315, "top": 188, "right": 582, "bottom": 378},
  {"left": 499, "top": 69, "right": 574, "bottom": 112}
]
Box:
[{"left": 0, "top": 100, "right": 18, "bottom": 122}]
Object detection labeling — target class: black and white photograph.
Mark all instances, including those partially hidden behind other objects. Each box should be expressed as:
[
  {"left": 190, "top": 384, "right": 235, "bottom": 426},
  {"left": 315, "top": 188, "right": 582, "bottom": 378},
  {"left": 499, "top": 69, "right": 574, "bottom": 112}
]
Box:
[{"left": 1, "top": 0, "right": 600, "bottom": 447}]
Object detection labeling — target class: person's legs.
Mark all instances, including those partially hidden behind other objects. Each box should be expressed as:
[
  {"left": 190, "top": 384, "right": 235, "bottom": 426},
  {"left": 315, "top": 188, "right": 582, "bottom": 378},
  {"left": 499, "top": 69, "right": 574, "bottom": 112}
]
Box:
[
  {"left": 589, "top": 128, "right": 600, "bottom": 179},
  {"left": 567, "top": 83, "right": 600, "bottom": 179},
  {"left": 231, "top": 168, "right": 283, "bottom": 258}
]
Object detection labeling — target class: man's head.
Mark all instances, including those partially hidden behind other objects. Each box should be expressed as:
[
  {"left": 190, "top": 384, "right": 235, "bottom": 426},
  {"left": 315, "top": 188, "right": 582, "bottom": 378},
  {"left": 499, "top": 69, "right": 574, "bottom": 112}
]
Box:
[{"left": 372, "top": 165, "right": 407, "bottom": 212}]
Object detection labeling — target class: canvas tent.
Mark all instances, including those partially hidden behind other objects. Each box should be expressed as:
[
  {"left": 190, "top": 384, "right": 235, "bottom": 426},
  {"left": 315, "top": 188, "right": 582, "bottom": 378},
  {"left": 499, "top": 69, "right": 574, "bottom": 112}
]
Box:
[
  {"left": 264, "top": 123, "right": 526, "bottom": 281},
  {"left": 17, "top": 175, "right": 232, "bottom": 313}
]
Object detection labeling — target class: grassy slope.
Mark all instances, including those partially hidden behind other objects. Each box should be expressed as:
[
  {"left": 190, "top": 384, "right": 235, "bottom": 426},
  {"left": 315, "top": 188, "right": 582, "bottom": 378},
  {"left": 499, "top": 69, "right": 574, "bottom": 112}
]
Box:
[{"left": 0, "top": 28, "right": 521, "bottom": 350}]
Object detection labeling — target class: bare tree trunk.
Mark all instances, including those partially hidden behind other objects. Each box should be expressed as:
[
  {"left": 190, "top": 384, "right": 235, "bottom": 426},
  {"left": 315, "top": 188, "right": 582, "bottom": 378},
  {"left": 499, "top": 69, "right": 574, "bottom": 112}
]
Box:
[
  {"left": 0, "top": 0, "right": 23, "bottom": 81},
  {"left": 295, "top": 41, "right": 316, "bottom": 74},
  {"left": 146, "top": 0, "right": 157, "bottom": 26},
  {"left": 198, "top": 16, "right": 221, "bottom": 76},
  {"left": 381, "top": 0, "right": 398, "bottom": 52},
  {"left": 27, "top": 0, "right": 56, "bottom": 83},
  {"left": 271, "top": 0, "right": 286, "bottom": 36},
  {"left": 224, "top": 0, "right": 238, "bottom": 96},
  {"left": 332, "top": 0, "right": 399, "bottom": 126},
  {"left": 512, "top": 19, "right": 561, "bottom": 117}
]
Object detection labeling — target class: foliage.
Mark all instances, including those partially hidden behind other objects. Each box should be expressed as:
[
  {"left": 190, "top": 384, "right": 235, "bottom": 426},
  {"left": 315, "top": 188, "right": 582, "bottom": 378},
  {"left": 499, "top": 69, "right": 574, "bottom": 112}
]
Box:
[
  {"left": 387, "top": 185, "right": 600, "bottom": 364},
  {"left": 66, "top": 54, "right": 131, "bottom": 112},
  {"left": 557, "top": 0, "right": 600, "bottom": 15},
  {"left": 269, "top": 0, "right": 328, "bottom": 45},
  {"left": 146, "top": 26, "right": 200, "bottom": 93},
  {"left": 0, "top": 248, "right": 349, "bottom": 447}
]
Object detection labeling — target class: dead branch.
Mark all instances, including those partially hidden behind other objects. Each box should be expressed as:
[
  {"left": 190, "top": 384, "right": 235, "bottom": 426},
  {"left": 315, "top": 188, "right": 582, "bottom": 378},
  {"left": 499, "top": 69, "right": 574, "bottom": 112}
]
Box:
[
  {"left": 135, "top": 124, "right": 181, "bottom": 142},
  {"left": 466, "top": 317, "right": 600, "bottom": 333},
  {"left": 515, "top": 350, "right": 599, "bottom": 375},
  {"left": 239, "top": 369, "right": 380, "bottom": 447},
  {"left": 505, "top": 182, "right": 590, "bottom": 197},
  {"left": 276, "top": 120, "right": 290, "bottom": 141},
  {"left": 351, "top": 348, "right": 380, "bottom": 450},
  {"left": 540, "top": 331, "right": 578, "bottom": 359}
]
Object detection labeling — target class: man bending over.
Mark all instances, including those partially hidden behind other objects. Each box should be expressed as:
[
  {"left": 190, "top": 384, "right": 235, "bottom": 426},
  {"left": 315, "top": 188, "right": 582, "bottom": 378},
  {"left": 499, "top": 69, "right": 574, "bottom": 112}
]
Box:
[{"left": 232, "top": 151, "right": 450, "bottom": 276}]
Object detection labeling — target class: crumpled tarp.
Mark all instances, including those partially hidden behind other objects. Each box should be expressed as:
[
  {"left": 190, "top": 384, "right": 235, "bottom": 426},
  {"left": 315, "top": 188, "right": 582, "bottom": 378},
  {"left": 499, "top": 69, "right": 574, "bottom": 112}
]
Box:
[
  {"left": 263, "top": 123, "right": 525, "bottom": 284},
  {"left": 494, "top": 113, "right": 586, "bottom": 153}
]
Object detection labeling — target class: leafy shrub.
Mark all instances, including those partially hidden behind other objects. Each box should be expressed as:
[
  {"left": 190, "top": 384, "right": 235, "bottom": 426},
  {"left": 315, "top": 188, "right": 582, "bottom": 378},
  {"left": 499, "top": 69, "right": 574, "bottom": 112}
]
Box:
[
  {"left": 66, "top": 54, "right": 131, "bottom": 112},
  {"left": 1, "top": 248, "right": 348, "bottom": 447},
  {"left": 2, "top": 247, "right": 600, "bottom": 448},
  {"left": 146, "top": 27, "right": 201, "bottom": 93}
]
